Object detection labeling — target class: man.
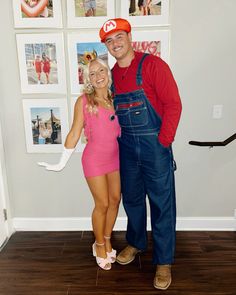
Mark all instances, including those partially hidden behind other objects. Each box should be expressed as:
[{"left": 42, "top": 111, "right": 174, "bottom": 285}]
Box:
[{"left": 99, "top": 18, "right": 182, "bottom": 290}]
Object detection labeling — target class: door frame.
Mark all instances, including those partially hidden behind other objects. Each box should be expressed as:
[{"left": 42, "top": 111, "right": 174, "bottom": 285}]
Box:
[{"left": 0, "top": 119, "right": 13, "bottom": 247}]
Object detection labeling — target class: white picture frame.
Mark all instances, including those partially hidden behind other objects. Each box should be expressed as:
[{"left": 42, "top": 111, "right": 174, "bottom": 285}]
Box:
[
  {"left": 67, "top": 32, "right": 116, "bottom": 94},
  {"left": 22, "top": 99, "right": 69, "bottom": 153},
  {"left": 16, "top": 33, "right": 67, "bottom": 94},
  {"left": 12, "top": 0, "right": 63, "bottom": 28},
  {"left": 67, "top": 0, "right": 115, "bottom": 28},
  {"left": 131, "top": 30, "right": 170, "bottom": 64},
  {"left": 71, "top": 96, "right": 86, "bottom": 153},
  {"left": 121, "top": 0, "right": 169, "bottom": 27}
]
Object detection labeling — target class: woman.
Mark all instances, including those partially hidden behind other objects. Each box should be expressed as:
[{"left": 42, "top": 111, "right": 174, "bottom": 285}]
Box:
[
  {"left": 38, "top": 122, "right": 52, "bottom": 144},
  {"left": 38, "top": 121, "right": 46, "bottom": 144},
  {"left": 34, "top": 55, "right": 42, "bottom": 84},
  {"left": 138, "top": 0, "right": 151, "bottom": 15},
  {"left": 38, "top": 58, "right": 121, "bottom": 271},
  {"left": 42, "top": 52, "right": 51, "bottom": 84}
]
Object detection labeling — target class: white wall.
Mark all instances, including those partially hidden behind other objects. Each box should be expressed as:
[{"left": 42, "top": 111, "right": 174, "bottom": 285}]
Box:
[
  {"left": 0, "top": 0, "right": 235, "bottom": 231},
  {"left": 171, "top": 0, "right": 236, "bottom": 218}
]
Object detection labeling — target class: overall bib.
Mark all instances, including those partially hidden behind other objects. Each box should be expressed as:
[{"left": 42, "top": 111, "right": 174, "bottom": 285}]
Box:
[{"left": 113, "top": 54, "right": 176, "bottom": 265}]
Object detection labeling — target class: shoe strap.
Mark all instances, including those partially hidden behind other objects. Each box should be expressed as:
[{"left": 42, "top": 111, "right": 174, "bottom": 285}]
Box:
[
  {"left": 96, "top": 257, "right": 111, "bottom": 269},
  {"left": 104, "top": 236, "right": 111, "bottom": 240},
  {"left": 107, "top": 248, "right": 117, "bottom": 257},
  {"left": 95, "top": 241, "right": 105, "bottom": 246}
]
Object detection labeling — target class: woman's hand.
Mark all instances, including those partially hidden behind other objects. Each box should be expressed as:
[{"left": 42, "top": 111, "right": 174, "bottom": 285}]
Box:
[
  {"left": 37, "top": 161, "right": 65, "bottom": 172},
  {"left": 37, "top": 147, "right": 75, "bottom": 172}
]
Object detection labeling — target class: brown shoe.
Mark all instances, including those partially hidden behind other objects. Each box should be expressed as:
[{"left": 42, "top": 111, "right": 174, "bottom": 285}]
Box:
[
  {"left": 116, "top": 245, "right": 141, "bottom": 265},
  {"left": 153, "top": 264, "right": 172, "bottom": 290}
]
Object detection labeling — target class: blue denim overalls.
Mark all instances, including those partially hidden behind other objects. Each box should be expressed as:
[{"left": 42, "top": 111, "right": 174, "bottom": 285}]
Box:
[{"left": 113, "top": 54, "right": 176, "bottom": 265}]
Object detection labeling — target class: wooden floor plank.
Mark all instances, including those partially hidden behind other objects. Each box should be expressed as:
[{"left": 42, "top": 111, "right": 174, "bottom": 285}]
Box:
[{"left": 0, "top": 231, "right": 235, "bottom": 295}]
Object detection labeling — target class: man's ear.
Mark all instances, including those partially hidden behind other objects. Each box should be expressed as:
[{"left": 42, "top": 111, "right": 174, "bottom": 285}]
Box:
[{"left": 128, "top": 32, "right": 132, "bottom": 42}]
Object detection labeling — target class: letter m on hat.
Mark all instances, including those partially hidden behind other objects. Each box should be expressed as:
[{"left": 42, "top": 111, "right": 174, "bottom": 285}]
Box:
[{"left": 103, "top": 20, "right": 117, "bottom": 33}]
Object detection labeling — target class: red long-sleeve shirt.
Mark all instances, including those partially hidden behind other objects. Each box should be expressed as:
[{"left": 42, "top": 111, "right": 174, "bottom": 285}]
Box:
[{"left": 112, "top": 51, "right": 182, "bottom": 147}]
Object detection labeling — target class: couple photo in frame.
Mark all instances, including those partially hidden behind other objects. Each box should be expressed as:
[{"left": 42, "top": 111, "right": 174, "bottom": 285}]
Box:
[
  {"left": 22, "top": 99, "right": 69, "bottom": 153},
  {"left": 16, "top": 33, "right": 66, "bottom": 94},
  {"left": 23, "top": 98, "right": 86, "bottom": 153},
  {"left": 123, "top": 0, "right": 169, "bottom": 26}
]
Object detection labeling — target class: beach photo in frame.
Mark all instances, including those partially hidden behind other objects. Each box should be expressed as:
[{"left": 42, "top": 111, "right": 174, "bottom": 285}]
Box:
[
  {"left": 71, "top": 96, "right": 86, "bottom": 152},
  {"left": 16, "top": 33, "right": 66, "bottom": 93},
  {"left": 131, "top": 30, "right": 170, "bottom": 64},
  {"left": 67, "top": 32, "right": 116, "bottom": 94},
  {"left": 67, "top": 0, "right": 115, "bottom": 28},
  {"left": 121, "top": 0, "right": 169, "bottom": 27},
  {"left": 22, "top": 99, "right": 69, "bottom": 153},
  {"left": 12, "top": 0, "right": 62, "bottom": 28}
]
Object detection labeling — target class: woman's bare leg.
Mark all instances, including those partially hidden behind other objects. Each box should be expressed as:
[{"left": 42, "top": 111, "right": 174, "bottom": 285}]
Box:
[
  {"left": 104, "top": 170, "right": 121, "bottom": 252},
  {"left": 86, "top": 175, "right": 109, "bottom": 259}
]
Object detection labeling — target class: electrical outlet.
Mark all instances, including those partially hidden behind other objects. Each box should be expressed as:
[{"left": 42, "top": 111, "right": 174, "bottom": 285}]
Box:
[{"left": 212, "top": 105, "right": 223, "bottom": 119}]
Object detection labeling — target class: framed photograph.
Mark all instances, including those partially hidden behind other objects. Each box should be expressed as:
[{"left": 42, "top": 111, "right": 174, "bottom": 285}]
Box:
[
  {"left": 132, "top": 30, "right": 170, "bottom": 64},
  {"left": 67, "top": 32, "right": 116, "bottom": 94},
  {"left": 71, "top": 96, "right": 86, "bottom": 152},
  {"left": 12, "top": 0, "right": 63, "bottom": 28},
  {"left": 67, "top": 0, "right": 115, "bottom": 28},
  {"left": 16, "top": 33, "right": 66, "bottom": 93},
  {"left": 22, "top": 99, "right": 69, "bottom": 153},
  {"left": 121, "top": 0, "right": 169, "bottom": 27}
]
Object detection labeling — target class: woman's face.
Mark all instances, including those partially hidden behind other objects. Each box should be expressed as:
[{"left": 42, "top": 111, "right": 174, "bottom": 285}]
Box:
[{"left": 88, "top": 60, "right": 109, "bottom": 90}]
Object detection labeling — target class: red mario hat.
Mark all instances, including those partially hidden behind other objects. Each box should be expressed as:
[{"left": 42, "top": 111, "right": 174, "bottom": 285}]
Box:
[{"left": 99, "top": 18, "right": 131, "bottom": 43}]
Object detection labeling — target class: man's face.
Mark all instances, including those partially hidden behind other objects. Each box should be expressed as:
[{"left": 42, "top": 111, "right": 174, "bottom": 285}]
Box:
[{"left": 104, "top": 30, "right": 133, "bottom": 61}]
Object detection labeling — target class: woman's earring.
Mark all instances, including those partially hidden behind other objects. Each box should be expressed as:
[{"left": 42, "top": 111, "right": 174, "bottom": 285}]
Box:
[{"left": 87, "top": 82, "right": 94, "bottom": 93}]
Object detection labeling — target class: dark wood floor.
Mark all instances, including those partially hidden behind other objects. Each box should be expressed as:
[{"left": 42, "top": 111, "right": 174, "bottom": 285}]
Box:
[{"left": 0, "top": 231, "right": 235, "bottom": 295}]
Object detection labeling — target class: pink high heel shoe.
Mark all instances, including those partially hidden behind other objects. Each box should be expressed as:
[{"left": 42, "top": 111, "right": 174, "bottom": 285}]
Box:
[
  {"left": 104, "top": 236, "right": 117, "bottom": 263},
  {"left": 92, "top": 242, "right": 111, "bottom": 270}
]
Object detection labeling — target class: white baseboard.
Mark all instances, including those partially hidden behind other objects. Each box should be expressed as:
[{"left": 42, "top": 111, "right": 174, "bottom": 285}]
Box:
[{"left": 12, "top": 217, "right": 236, "bottom": 231}]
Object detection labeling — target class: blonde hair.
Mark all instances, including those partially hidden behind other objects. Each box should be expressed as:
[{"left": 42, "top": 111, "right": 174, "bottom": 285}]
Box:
[{"left": 82, "top": 58, "right": 113, "bottom": 112}]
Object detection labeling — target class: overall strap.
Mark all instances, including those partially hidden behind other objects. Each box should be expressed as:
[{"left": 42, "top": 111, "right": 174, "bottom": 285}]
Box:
[
  {"left": 111, "top": 53, "right": 149, "bottom": 93},
  {"left": 111, "top": 69, "right": 115, "bottom": 94},
  {"left": 136, "top": 53, "right": 149, "bottom": 86}
]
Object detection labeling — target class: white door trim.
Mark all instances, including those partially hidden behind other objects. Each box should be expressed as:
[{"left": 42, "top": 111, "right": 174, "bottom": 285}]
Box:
[{"left": 0, "top": 119, "right": 13, "bottom": 246}]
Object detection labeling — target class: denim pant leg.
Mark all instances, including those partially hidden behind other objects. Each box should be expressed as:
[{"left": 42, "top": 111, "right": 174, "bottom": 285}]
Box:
[
  {"left": 119, "top": 137, "right": 148, "bottom": 251},
  {"left": 140, "top": 136, "right": 176, "bottom": 264}
]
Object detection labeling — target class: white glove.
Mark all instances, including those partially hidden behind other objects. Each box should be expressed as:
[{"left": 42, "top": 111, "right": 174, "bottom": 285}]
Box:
[{"left": 38, "top": 147, "right": 75, "bottom": 172}]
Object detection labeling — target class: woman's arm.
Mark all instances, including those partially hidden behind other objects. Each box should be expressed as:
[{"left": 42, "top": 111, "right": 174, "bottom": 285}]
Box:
[
  {"left": 64, "top": 96, "right": 84, "bottom": 148},
  {"left": 38, "top": 96, "right": 85, "bottom": 171}
]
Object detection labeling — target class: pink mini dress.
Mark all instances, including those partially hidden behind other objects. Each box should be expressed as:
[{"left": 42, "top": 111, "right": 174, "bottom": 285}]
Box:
[{"left": 81, "top": 94, "right": 120, "bottom": 178}]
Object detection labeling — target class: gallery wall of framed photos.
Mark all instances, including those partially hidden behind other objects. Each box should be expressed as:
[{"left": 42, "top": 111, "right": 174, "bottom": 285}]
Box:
[{"left": 13, "top": 0, "right": 170, "bottom": 154}]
